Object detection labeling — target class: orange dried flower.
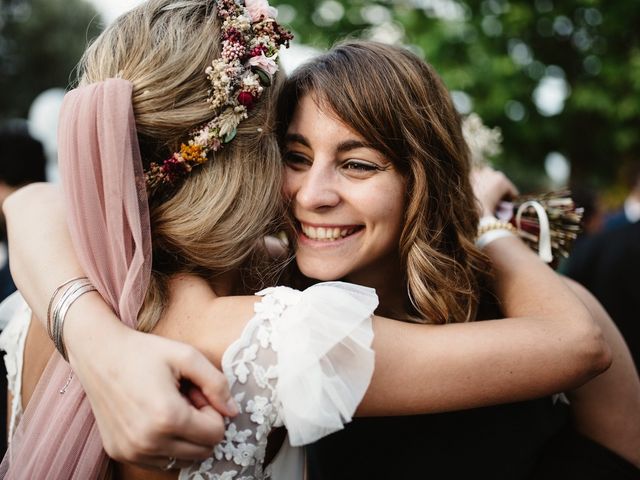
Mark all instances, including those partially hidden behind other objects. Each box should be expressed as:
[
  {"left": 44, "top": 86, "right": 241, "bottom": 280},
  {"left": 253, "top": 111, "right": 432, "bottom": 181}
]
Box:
[{"left": 180, "top": 144, "right": 206, "bottom": 164}]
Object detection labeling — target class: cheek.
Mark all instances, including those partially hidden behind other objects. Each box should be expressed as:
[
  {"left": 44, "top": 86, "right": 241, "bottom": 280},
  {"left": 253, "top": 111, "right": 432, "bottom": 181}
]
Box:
[
  {"left": 282, "top": 170, "right": 298, "bottom": 199},
  {"left": 376, "top": 179, "right": 406, "bottom": 226},
  {"left": 380, "top": 183, "right": 406, "bottom": 247},
  {"left": 383, "top": 202, "right": 405, "bottom": 247}
]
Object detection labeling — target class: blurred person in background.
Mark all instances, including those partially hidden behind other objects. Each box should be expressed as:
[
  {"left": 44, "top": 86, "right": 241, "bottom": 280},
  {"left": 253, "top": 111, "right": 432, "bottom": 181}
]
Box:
[
  {"left": 0, "top": 122, "right": 47, "bottom": 455},
  {"left": 556, "top": 185, "right": 603, "bottom": 273},
  {"left": 0, "top": 123, "right": 48, "bottom": 301},
  {"left": 564, "top": 163, "right": 640, "bottom": 372},
  {"left": 603, "top": 162, "right": 640, "bottom": 231},
  {"left": 570, "top": 186, "right": 605, "bottom": 238}
]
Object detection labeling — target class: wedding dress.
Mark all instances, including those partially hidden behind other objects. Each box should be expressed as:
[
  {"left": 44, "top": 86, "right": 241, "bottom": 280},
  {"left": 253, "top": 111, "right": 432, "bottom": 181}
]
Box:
[{"left": 0, "top": 281, "right": 377, "bottom": 480}]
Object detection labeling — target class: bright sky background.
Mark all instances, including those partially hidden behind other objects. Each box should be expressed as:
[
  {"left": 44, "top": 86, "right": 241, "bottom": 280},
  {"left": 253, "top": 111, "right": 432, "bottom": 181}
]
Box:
[
  {"left": 84, "top": 0, "right": 319, "bottom": 72},
  {"left": 87, "top": 0, "right": 144, "bottom": 23}
]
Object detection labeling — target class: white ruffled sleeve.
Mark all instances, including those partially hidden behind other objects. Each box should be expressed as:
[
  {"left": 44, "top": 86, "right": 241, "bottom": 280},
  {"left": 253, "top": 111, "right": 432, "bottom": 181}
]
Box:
[
  {"left": 179, "top": 281, "right": 377, "bottom": 480},
  {"left": 271, "top": 281, "right": 377, "bottom": 446}
]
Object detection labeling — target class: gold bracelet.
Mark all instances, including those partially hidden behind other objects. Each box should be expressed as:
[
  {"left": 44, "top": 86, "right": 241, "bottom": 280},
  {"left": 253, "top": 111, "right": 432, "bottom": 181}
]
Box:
[{"left": 477, "top": 218, "right": 516, "bottom": 237}]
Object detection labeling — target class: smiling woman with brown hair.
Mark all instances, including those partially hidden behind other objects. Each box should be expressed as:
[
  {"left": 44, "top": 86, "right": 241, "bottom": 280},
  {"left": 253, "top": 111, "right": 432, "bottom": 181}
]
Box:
[
  {"left": 277, "top": 40, "right": 489, "bottom": 325},
  {"left": 276, "top": 40, "right": 639, "bottom": 478}
]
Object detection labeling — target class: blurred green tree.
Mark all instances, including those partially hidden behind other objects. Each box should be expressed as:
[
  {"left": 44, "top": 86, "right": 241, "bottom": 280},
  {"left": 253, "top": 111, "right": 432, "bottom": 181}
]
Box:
[
  {"left": 0, "top": 0, "right": 102, "bottom": 121},
  {"left": 274, "top": 0, "right": 640, "bottom": 192}
]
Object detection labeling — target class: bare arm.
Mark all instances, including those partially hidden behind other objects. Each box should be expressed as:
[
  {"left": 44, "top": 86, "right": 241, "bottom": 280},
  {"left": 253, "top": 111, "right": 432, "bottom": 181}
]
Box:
[
  {"left": 143, "top": 238, "right": 608, "bottom": 417},
  {"left": 3, "top": 183, "right": 237, "bottom": 469},
  {"left": 563, "top": 278, "right": 640, "bottom": 467},
  {"left": 471, "top": 166, "right": 638, "bottom": 467},
  {"left": 360, "top": 235, "right": 609, "bottom": 415}
]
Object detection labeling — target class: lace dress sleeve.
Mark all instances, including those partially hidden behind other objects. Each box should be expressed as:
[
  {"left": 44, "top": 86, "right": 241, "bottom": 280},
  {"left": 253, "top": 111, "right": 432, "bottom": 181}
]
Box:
[{"left": 179, "top": 281, "right": 378, "bottom": 480}]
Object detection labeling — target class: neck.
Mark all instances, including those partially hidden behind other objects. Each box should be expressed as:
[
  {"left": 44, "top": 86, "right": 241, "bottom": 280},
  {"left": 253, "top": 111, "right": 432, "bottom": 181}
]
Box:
[
  {"left": 208, "top": 269, "right": 242, "bottom": 297},
  {"left": 375, "top": 282, "right": 411, "bottom": 320},
  {"left": 166, "top": 269, "right": 240, "bottom": 307},
  {"left": 346, "top": 260, "right": 409, "bottom": 321}
]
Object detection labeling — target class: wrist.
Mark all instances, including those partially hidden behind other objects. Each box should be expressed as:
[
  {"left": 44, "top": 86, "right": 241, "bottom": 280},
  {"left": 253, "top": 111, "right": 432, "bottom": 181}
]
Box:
[
  {"left": 63, "top": 292, "right": 129, "bottom": 368},
  {"left": 476, "top": 216, "right": 516, "bottom": 250}
]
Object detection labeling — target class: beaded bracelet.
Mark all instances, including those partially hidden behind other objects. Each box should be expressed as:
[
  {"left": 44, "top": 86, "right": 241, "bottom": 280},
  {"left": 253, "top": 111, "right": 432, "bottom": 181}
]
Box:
[{"left": 476, "top": 216, "right": 517, "bottom": 249}]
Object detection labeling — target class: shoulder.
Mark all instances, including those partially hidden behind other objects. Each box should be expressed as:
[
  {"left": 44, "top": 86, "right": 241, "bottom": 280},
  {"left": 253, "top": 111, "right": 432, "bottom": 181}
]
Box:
[
  {"left": 153, "top": 277, "right": 261, "bottom": 368},
  {"left": 153, "top": 280, "right": 377, "bottom": 370}
]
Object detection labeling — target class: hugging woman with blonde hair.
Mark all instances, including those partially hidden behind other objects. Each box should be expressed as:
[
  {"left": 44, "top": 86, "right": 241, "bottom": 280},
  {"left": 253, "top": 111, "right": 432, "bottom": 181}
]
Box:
[{"left": 1, "top": 1, "right": 634, "bottom": 479}]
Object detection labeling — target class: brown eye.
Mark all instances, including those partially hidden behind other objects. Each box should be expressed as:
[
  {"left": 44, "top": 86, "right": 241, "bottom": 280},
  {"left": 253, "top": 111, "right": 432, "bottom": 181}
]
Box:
[
  {"left": 344, "top": 161, "right": 378, "bottom": 172},
  {"left": 283, "top": 151, "right": 311, "bottom": 170}
]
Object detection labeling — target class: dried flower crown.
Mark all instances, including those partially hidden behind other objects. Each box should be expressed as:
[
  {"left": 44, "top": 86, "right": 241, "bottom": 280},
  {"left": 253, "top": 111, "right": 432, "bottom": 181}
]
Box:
[{"left": 145, "top": 0, "right": 292, "bottom": 190}]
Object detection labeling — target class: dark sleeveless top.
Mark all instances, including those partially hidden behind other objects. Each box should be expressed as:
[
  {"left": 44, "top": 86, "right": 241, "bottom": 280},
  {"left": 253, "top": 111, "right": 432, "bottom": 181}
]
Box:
[{"left": 307, "top": 397, "right": 568, "bottom": 480}]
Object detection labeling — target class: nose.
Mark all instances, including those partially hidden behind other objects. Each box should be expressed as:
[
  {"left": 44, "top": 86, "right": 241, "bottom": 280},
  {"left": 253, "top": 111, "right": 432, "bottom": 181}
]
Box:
[{"left": 289, "top": 160, "right": 340, "bottom": 211}]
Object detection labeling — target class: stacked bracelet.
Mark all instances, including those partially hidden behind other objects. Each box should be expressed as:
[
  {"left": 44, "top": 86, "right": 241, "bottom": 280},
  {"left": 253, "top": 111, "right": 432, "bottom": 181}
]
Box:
[
  {"left": 47, "top": 277, "right": 97, "bottom": 361},
  {"left": 476, "top": 216, "right": 516, "bottom": 249}
]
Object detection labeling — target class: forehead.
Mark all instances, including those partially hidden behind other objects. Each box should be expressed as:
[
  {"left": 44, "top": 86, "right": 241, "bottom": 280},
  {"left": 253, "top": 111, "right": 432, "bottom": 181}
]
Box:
[{"left": 287, "top": 94, "right": 364, "bottom": 142}]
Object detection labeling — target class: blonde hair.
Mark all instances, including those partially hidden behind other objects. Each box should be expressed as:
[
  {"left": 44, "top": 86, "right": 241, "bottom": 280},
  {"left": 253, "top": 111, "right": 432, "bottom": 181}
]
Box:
[
  {"left": 78, "top": 0, "right": 285, "bottom": 332},
  {"left": 277, "top": 41, "right": 491, "bottom": 324}
]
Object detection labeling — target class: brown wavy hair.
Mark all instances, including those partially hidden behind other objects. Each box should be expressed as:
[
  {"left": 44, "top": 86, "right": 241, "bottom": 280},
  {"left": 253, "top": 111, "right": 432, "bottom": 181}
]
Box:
[
  {"left": 78, "top": 0, "right": 286, "bottom": 331},
  {"left": 277, "top": 41, "right": 491, "bottom": 324}
]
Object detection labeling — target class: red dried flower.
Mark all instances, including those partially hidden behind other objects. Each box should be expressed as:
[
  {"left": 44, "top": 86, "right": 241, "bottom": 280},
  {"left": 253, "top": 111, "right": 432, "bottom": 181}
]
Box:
[
  {"left": 224, "top": 27, "right": 244, "bottom": 44},
  {"left": 250, "top": 44, "right": 268, "bottom": 57},
  {"left": 237, "top": 91, "right": 256, "bottom": 109}
]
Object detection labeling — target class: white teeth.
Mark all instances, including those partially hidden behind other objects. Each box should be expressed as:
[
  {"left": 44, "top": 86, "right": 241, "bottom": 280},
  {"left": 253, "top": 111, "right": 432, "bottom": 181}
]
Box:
[{"left": 301, "top": 224, "right": 357, "bottom": 241}]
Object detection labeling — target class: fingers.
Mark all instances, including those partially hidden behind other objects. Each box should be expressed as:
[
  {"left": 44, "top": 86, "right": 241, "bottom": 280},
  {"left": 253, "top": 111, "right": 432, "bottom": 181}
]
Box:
[
  {"left": 175, "top": 346, "right": 238, "bottom": 417},
  {"left": 155, "top": 437, "right": 215, "bottom": 462},
  {"left": 471, "top": 166, "right": 519, "bottom": 216},
  {"left": 183, "top": 382, "right": 210, "bottom": 409},
  {"left": 133, "top": 454, "right": 198, "bottom": 472},
  {"left": 104, "top": 401, "right": 223, "bottom": 465},
  {"left": 134, "top": 439, "right": 213, "bottom": 466},
  {"left": 171, "top": 402, "right": 227, "bottom": 449},
  {"left": 127, "top": 409, "right": 223, "bottom": 471},
  {"left": 500, "top": 173, "right": 519, "bottom": 198}
]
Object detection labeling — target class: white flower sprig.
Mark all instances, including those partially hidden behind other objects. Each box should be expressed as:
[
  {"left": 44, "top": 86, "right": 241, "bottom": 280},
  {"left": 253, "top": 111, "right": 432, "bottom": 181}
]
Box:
[{"left": 462, "top": 112, "right": 503, "bottom": 167}]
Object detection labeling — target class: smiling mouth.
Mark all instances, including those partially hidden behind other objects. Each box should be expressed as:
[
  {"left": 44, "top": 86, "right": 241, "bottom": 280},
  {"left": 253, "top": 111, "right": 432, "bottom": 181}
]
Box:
[{"left": 299, "top": 222, "right": 363, "bottom": 242}]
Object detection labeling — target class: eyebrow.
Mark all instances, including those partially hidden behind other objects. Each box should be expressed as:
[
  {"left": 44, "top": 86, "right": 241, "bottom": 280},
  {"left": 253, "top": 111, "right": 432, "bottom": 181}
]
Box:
[
  {"left": 284, "top": 133, "right": 375, "bottom": 153},
  {"left": 284, "top": 133, "right": 310, "bottom": 148}
]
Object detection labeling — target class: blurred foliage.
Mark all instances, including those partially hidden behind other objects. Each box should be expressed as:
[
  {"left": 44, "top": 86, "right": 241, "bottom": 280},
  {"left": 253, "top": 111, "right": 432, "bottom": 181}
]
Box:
[
  {"left": 0, "top": 0, "right": 102, "bottom": 121},
  {"left": 273, "top": 0, "right": 640, "bottom": 192},
  {"left": 0, "top": 0, "right": 636, "bottom": 195}
]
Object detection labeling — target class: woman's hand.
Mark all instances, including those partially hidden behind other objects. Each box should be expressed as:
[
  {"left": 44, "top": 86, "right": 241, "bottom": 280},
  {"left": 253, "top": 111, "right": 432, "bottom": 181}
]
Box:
[
  {"left": 4, "top": 183, "right": 236, "bottom": 468},
  {"left": 65, "top": 300, "right": 236, "bottom": 468},
  {"left": 471, "top": 166, "right": 518, "bottom": 217}
]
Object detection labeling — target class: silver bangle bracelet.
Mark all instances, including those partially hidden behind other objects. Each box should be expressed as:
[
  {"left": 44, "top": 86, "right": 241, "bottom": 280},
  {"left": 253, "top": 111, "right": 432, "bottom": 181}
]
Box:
[
  {"left": 49, "top": 278, "right": 96, "bottom": 361},
  {"left": 46, "top": 276, "right": 86, "bottom": 340},
  {"left": 50, "top": 279, "right": 92, "bottom": 342}
]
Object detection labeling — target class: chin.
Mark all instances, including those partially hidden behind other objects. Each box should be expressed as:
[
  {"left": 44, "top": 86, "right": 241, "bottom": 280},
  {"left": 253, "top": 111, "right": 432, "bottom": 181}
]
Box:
[{"left": 299, "top": 262, "right": 344, "bottom": 282}]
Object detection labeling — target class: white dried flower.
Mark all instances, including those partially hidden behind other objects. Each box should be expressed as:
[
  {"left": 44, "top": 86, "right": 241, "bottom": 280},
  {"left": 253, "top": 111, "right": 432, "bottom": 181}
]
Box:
[
  {"left": 217, "top": 107, "right": 248, "bottom": 138},
  {"left": 462, "top": 113, "right": 503, "bottom": 167}
]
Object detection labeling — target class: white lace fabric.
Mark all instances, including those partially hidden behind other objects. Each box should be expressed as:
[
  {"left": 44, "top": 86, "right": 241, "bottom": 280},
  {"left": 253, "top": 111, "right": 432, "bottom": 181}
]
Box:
[
  {"left": 0, "top": 291, "right": 33, "bottom": 441},
  {"left": 180, "top": 282, "right": 378, "bottom": 480}
]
